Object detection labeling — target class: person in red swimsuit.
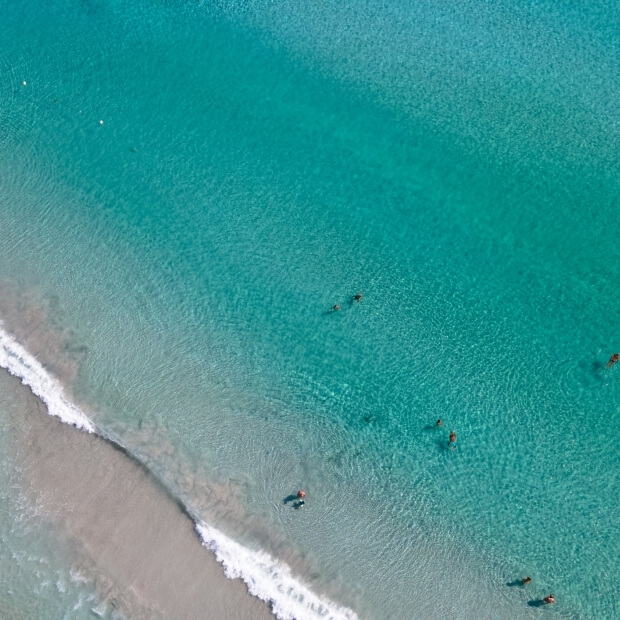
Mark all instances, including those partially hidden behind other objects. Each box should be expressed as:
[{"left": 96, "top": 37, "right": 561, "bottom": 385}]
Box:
[{"left": 605, "top": 353, "right": 619, "bottom": 368}]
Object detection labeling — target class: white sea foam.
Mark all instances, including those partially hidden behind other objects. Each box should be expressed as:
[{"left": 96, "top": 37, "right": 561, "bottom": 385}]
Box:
[
  {"left": 0, "top": 324, "right": 95, "bottom": 432},
  {"left": 196, "top": 522, "right": 358, "bottom": 620},
  {"left": 1, "top": 323, "right": 357, "bottom": 619}
]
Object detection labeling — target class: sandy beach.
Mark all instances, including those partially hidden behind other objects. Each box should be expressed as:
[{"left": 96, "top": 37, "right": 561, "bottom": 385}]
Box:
[{"left": 4, "top": 370, "right": 274, "bottom": 620}]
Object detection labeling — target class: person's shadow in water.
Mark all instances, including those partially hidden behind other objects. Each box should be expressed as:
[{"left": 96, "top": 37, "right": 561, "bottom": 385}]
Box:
[
  {"left": 527, "top": 600, "right": 547, "bottom": 608},
  {"left": 284, "top": 495, "right": 306, "bottom": 509},
  {"left": 591, "top": 360, "right": 606, "bottom": 376},
  {"left": 439, "top": 439, "right": 456, "bottom": 452},
  {"left": 506, "top": 580, "right": 525, "bottom": 587},
  {"left": 577, "top": 359, "right": 606, "bottom": 383}
]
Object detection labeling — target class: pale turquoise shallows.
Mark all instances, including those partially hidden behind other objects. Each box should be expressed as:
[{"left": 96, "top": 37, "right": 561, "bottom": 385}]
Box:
[{"left": 0, "top": 0, "right": 619, "bottom": 618}]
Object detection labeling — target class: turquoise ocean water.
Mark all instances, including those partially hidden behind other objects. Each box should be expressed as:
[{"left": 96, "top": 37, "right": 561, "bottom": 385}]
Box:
[{"left": 1, "top": 0, "right": 619, "bottom": 617}]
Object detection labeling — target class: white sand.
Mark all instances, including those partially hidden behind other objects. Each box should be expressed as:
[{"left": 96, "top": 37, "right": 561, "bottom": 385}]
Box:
[{"left": 7, "top": 372, "right": 274, "bottom": 619}]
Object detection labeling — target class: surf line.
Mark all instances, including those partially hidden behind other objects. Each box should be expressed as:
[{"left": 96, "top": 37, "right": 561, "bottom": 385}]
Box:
[{"left": 0, "top": 323, "right": 358, "bottom": 620}]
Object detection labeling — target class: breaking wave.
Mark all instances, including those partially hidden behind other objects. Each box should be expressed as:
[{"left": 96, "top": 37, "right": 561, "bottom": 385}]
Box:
[{"left": 0, "top": 325, "right": 95, "bottom": 432}]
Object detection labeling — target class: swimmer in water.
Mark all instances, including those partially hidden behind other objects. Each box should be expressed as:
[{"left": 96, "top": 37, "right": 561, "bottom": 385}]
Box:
[
  {"left": 353, "top": 291, "right": 363, "bottom": 302},
  {"left": 436, "top": 419, "right": 443, "bottom": 427},
  {"left": 449, "top": 430, "right": 457, "bottom": 449},
  {"left": 330, "top": 304, "right": 341, "bottom": 312},
  {"left": 522, "top": 577, "right": 532, "bottom": 585},
  {"left": 543, "top": 594, "right": 555, "bottom": 604},
  {"left": 606, "top": 353, "right": 619, "bottom": 368}
]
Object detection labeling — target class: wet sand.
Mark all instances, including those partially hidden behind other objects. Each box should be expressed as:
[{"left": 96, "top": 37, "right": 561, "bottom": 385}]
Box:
[{"left": 6, "top": 371, "right": 274, "bottom": 620}]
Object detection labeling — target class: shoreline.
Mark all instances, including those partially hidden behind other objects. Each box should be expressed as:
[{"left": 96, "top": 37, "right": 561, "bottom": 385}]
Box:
[
  {"left": 0, "top": 309, "right": 358, "bottom": 620},
  {"left": 4, "top": 368, "right": 276, "bottom": 620}
]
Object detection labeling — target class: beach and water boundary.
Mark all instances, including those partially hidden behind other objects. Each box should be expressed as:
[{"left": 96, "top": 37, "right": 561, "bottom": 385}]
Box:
[{"left": 0, "top": 320, "right": 358, "bottom": 619}]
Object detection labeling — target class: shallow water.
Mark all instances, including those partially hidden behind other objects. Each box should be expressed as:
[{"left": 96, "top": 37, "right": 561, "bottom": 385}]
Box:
[{"left": 1, "top": 0, "right": 619, "bottom": 618}]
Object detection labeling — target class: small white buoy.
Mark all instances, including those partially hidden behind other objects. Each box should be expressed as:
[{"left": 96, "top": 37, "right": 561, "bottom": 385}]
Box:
[
  {"left": 99, "top": 120, "right": 104, "bottom": 125},
  {"left": 22, "top": 80, "right": 27, "bottom": 86}
]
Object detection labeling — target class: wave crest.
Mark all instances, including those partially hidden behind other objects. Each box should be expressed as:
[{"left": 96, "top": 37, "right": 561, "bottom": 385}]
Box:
[
  {"left": 0, "top": 324, "right": 95, "bottom": 432},
  {"left": 197, "top": 522, "right": 358, "bottom": 620}
]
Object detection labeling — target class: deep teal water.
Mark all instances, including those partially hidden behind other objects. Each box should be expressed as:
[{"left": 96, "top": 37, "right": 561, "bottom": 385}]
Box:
[{"left": 1, "top": 0, "right": 619, "bottom": 617}]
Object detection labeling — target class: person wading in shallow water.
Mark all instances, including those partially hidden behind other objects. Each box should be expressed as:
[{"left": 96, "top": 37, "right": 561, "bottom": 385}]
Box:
[
  {"left": 543, "top": 594, "right": 555, "bottom": 604},
  {"left": 353, "top": 291, "right": 363, "bottom": 302},
  {"left": 449, "top": 430, "right": 457, "bottom": 450},
  {"left": 606, "top": 353, "right": 619, "bottom": 368},
  {"left": 522, "top": 577, "right": 532, "bottom": 585},
  {"left": 436, "top": 419, "right": 443, "bottom": 427},
  {"left": 330, "top": 304, "right": 341, "bottom": 312}
]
